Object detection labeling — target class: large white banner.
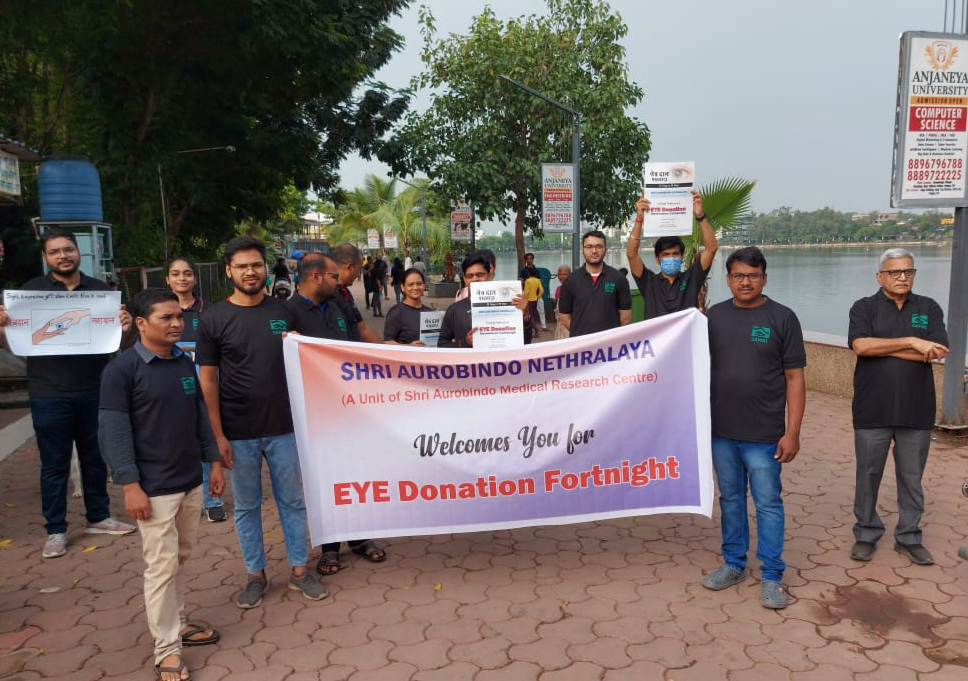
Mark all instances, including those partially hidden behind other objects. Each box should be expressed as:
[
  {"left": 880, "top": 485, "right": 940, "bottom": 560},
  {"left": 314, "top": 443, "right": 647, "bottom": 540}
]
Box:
[
  {"left": 2, "top": 290, "right": 122, "bottom": 356},
  {"left": 285, "top": 309, "right": 713, "bottom": 546}
]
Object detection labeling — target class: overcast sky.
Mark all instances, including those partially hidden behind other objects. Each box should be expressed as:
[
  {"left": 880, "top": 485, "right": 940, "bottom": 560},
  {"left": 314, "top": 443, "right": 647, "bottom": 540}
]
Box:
[{"left": 339, "top": 0, "right": 956, "bottom": 218}]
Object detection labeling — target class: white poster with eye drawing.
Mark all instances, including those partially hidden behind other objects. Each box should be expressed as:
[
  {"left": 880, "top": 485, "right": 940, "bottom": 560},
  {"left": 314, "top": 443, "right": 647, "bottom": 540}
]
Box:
[
  {"left": 2, "top": 290, "right": 122, "bottom": 356},
  {"left": 642, "top": 161, "right": 694, "bottom": 236}
]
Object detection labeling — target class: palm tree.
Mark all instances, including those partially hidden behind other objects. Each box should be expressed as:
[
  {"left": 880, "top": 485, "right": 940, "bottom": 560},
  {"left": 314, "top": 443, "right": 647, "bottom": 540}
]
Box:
[
  {"left": 687, "top": 176, "right": 756, "bottom": 311},
  {"left": 336, "top": 175, "right": 449, "bottom": 267},
  {"left": 683, "top": 176, "right": 756, "bottom": 265}
]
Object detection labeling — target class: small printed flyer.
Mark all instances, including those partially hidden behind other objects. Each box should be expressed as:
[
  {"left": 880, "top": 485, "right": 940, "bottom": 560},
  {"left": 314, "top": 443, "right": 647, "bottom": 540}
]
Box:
[
  {"left": 3, "top": 290, "right": 122, "bottom": 356},
  {"left": 419, "top": 310, "right": 445, "bottom": 346},
  {"left": 470, "top": 280, "right": 524, "bottom": 351},
  {"left": 642, "top": 161, "right": 695, "bottom": 236}
]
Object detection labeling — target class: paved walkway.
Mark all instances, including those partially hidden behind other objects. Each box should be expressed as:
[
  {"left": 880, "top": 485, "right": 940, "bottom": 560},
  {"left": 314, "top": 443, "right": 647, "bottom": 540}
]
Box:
[{"left": 1, "top": 281, "right": 967, "bottom": 680}]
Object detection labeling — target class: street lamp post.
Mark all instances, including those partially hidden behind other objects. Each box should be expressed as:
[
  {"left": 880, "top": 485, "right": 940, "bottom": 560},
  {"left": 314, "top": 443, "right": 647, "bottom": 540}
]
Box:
[
  {"left": 158, "top": 145, "right": 236, "bottom": 262},
  {"left": 394, "top": 176, "right": 429, "bottom": 265},
  {"left": 498, "top": 74, "right": 582, "bottom": 271}
]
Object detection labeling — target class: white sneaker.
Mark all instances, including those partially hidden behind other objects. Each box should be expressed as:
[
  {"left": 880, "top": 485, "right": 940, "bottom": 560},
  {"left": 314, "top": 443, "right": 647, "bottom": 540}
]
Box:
[
  {"left": 43, "top": 533, "right": 67, "bottom": 559},
  {"left": 85, "top": 517, "right": 136, "bottom": 535}
]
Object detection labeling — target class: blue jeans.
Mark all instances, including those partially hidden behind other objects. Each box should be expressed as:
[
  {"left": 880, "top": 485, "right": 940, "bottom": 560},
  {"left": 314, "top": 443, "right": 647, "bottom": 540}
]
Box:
[
  {"left": 229, "top": 433, "right": 307, "bottom": 573},
  {"left": 201, "top": 461, "right": 223, "bottom": 509},
  {"left": 711, "top": 436, "right": 786, "bottom": 582},
  {"left": 31, "top": 393, "right": 111, "bottom": 534}
]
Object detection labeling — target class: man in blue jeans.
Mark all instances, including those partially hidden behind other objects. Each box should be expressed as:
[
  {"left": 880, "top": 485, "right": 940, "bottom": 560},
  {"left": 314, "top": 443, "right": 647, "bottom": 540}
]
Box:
[
  {"left": 702, "top": 247, "right": 806, "bottom": 609},
  {"left": 0, "top": 230, "right": 136, "bottom": 559},
  {"left": 196, "top": 236, "right": 328, "bottom": 608}
]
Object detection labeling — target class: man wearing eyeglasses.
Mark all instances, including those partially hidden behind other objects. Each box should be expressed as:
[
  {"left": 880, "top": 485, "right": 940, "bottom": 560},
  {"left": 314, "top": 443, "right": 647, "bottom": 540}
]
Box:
[
  {"left": 196, "top": 236, "right": 329, "bottom": 609},
  {"left": 330, "top": 243, "right": 383, "bottom": 344},
  {"left": 702, "top": 247, "right": 805, "bottom": 610},
  {"left": 287, "top": 253, "right": 348, "bottom": 340},
  {"left": 848, "top": 248, "right": 948, "bottom": 566},
  {"left": 556, "top": 230, "right": 632, "bottom": 336}
]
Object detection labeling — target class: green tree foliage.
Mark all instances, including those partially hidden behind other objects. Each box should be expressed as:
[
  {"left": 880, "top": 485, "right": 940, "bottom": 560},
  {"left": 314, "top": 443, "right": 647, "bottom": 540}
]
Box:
[
  {"left": 335, "top": 174, "right": 449, "bottom": 266},
  {"left": 388, "top": 0, "right": 651, "bottom": 267},
  {"left": 739, "top": 208, "right": 951, "bottom": 245},
  {"left": 1, "top": 0, "right": 410, "bottom": 267}
]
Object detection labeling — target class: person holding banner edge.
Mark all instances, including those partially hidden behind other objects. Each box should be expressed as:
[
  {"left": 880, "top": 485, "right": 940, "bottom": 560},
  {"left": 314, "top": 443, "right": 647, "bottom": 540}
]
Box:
[
  {"left": 627, "top": 190, "right": 717, "bottom": 319},
  {"left": 287, "top": 252, "right": 388, "bottom": 575},
  {"left": 702, "top": 246, "right": 806, "bottom": 610},
  {"left": 195, "top": 236, "right": 329, "bottom": 608}
]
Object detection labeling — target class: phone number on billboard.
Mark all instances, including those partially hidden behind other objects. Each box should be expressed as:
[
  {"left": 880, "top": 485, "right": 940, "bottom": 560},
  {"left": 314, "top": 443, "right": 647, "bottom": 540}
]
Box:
[
  {"left": 906, "top": 169, "right": 963, "bottom": 181},
  {"left": 907, "top": 158, "right": 964, "bottom": 170}
]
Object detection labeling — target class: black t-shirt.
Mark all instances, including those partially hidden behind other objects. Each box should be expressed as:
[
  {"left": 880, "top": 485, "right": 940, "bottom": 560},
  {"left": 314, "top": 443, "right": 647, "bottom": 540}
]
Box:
[
  {"left": 287, "top": 294, "right": 349, "bottom": 341},
  {"left": 272, "top": 263, "right": 291, "bottom": 281},
  {"left": 20, "top": 272, "right": 112, "bottom": 397},
  {"left": 333, "top": 286, "right": 363, "bottom": 342},
  {"left": 179, "top": 297, "right": 206, "bottom": 343},
  {"left": 633, "top": 260, "right": 709, "bottom": 320},
  {"left": 194, "top": 296, "right": 296, "bottom": 440},
  {"left": 384, "top": 303, "right": 432, "bottom": 344},
  {"left": 99, "top": 343, "right": 217, "bottom": 496},
  {"left": 557, "top": 264, "right": 632, "bottom": 337},
  {"left": 848, "top": 290, "right": 948, "bottom": 430},
  {"left": 708, "top": 297, "right": 806, "bottom": 442},
  {"left": 438, "top": 298, "right": 472, "bottom": 348}
]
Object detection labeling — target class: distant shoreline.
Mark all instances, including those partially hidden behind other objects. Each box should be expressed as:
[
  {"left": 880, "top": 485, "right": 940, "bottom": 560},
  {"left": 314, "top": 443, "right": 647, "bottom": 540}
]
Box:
[{"left": 721, "top": 240, "right": 953, "bottom": 250}]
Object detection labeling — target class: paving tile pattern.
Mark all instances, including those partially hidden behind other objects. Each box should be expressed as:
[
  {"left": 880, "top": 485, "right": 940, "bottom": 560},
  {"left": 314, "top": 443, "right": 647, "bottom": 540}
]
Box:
[{"left": 1, "top": 391, "right": 967, "bottom": 679}]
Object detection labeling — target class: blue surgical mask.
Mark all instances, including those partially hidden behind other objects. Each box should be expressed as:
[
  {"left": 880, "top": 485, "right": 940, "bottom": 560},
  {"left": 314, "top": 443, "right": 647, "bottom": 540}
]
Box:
[{"left": 659, "top": 257, "right": 682, "bottom": 276}]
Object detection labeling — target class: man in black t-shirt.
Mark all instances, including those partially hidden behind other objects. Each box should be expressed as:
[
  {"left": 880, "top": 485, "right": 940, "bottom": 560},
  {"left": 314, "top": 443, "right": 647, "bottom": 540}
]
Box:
[
  {"left": 330, "top": 243, "right": 382, "bottom": 344},
  {"left": 626, "top": 190, "right": 717, "bottom": 320},
  {"left": 0, "top": 230, "right": 135, "bottom": 560},
  {"left": 847, "top": 248, "right": 948, "bottom": 567},
  {"left": 291, "top": 252, "right": 388, "bottom": 575},
  {"left": 287, "top": 254, "right": 348, "bottom": 340},
  {"left": 99, "top": 288, "right": 224, "bottom": 680},
  {"left": 557, "top": 230, "right": 632, "bottom": 336},
  {"left": 702, "top": 247, "right": 806, "bottom": 610},
  {"left": 196, "top": 237, "right": 328, "bottom": 609}
]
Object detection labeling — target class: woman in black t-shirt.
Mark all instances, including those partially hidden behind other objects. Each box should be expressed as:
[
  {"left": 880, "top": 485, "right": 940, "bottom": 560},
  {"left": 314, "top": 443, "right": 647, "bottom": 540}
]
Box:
[
  {"left": 166, "top": 257, "right": 227, "bottom": 523},
  {"left": 383, "top": 269, "right": 433, "bottom": 345},
  {"left": 389, "top": 257, "right": 405, "bottom": 304}
]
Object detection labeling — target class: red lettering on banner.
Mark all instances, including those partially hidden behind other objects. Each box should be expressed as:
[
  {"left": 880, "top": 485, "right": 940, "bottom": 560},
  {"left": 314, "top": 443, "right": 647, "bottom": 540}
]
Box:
[
  {"left": 543, "top": 456, "right": 681, "bottom": 492},
  {"left": 333, "top": 480, "right": 391, "bottom": 505}
]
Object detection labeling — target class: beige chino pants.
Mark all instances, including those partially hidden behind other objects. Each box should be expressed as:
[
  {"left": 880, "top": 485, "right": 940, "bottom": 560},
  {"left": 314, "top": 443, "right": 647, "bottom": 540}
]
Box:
[{"left": 138, "top": 485, "right": 203, "bottom": 664}]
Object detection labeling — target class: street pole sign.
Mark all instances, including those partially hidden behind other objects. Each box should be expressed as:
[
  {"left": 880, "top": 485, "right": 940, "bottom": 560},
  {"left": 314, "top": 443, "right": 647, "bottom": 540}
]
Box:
[
  {"left": 450, "top": 202, "right": 472, "bottom": 242},
  {"left": 892, "top": 31, "right": 968, "bottom": 207},
  {"left": 541, "top": 163, "right": 575, "bottom": 234}
]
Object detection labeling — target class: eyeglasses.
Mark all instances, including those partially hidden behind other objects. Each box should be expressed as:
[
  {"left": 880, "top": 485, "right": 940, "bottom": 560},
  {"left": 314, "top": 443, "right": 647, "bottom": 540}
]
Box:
[
  {"left": 229, "top": 262, "right": 265, "bottom": 273},
  {"left": 727, "top": 272, "right": 765, "bottom": 282},
  {"left": 316, "top": 271, "right": 340, "bottom": 281},
  {"left": 464, "top": 271, "right": 489, "bottom": 281},
  {"left": 879, "top": 268, "right": 917, "bottom": 279},
  {"left": 582, "top": 244, "right": 606, "bottom": 251}
]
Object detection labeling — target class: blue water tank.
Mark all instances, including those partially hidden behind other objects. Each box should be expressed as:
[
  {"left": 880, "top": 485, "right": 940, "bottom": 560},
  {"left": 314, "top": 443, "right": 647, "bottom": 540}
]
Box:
[{"left": 38, "top": 157, "right": 104, "bottom": 221}]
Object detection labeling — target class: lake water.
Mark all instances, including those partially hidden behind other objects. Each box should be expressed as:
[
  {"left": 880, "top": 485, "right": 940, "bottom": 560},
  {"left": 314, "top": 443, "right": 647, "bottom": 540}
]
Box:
[{"left": 496, "top": 244, "right": 956, "bottom": 337}]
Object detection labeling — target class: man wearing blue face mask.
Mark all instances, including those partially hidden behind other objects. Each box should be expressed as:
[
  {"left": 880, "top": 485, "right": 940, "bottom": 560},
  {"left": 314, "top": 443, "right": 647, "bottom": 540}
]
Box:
[{"left": 626, "top": 190, "right": 717, "bottom": 320}]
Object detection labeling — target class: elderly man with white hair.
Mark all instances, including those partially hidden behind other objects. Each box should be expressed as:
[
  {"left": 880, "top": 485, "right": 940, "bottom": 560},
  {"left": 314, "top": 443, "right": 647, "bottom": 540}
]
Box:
[{"left": 847, "top": 247, "right": 948, "bottom": 566}]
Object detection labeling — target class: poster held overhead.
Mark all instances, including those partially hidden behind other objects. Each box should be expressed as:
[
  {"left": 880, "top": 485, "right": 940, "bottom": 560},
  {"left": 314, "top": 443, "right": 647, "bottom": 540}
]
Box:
[{"left": 642, "top": 162, "right": 695, "bottom": 236}]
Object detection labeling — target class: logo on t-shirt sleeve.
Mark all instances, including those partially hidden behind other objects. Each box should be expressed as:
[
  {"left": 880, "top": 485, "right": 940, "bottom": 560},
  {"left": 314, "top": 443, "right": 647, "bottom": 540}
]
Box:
[
  {"left": 911, "top": 314, "right": 928, "bottom": 330},
  {"left": 751, "top": 326, "right": 771, "bottom": 343},
  {"left": 269, "top": 319, "right": 288, "bottom": 334},
  {"left": 180, "top": 376, "right": 197, "bottom": 395}
]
